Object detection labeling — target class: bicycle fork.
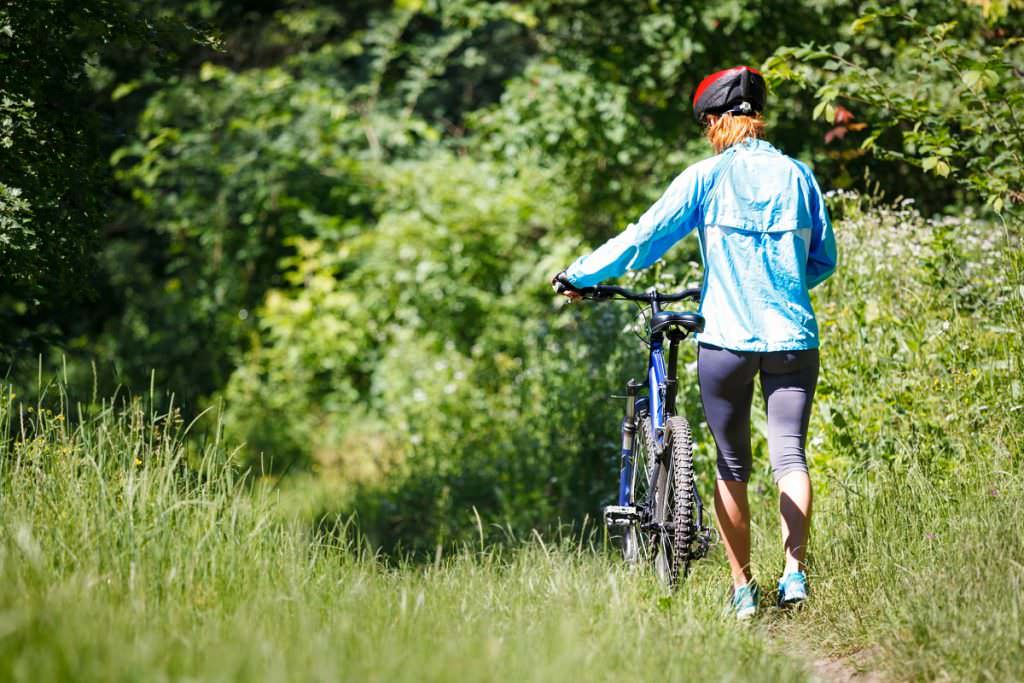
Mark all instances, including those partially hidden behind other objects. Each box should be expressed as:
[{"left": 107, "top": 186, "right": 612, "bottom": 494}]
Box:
[{"left": 604, "top": 379, "right": 642, "bottom": 528}]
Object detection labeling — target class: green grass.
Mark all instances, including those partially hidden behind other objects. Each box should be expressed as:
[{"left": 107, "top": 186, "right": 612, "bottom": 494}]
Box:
[
  {"left": 5, "top": 398, "right": 1021, "bottom": 683},
  {"left": 788, "top": 459, "right": 1024, "bottom": 681},
  {"left": 2, "top": 199, "right": 1022, "bottom": 682},
  {"left": 0, "top": 391, "right": 809, "bottom": 682}
]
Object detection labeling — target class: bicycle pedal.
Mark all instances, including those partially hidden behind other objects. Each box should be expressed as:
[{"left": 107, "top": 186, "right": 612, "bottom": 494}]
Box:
[{"left": 603, "top": 505, "right": 639, "bottom": 527}]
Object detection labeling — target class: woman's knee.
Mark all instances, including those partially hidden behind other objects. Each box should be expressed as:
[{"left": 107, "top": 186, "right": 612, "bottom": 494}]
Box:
[
  {"left": 771, "top": 458, "right": 808, "bottom": 483},
  {"left": 717, "top": 450, "right": 752, "bottom": 482}
]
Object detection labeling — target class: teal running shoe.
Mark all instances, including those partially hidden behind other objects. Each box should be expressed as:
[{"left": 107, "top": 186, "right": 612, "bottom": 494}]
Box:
[
  {"left": 777, "top": 570, "right": 808, "bottom": 607},
  {"left": 731, "top": 581, "right": 760, "bottom": 620}
]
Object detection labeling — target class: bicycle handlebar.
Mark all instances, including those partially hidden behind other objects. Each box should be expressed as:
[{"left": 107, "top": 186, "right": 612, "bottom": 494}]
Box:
[{"left": 576, "top": 284, "right": 701, "bottom": 304}]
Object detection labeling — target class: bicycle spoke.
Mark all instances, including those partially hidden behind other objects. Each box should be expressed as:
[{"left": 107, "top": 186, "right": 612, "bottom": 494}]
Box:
[{"left": 623, "top": 415, "right": 658, "bottom": 565}]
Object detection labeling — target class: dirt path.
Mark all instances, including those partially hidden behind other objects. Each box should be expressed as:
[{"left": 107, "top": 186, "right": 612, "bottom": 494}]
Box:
[
  {"left": 770, "top": 623, "right": 886, "bottom": 683},
  {"left": 806, "top": 647, "right": 885, "bottom": 683}
]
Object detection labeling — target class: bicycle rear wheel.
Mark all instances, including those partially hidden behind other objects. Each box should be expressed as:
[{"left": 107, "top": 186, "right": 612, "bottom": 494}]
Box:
[{"left": 653, "top": 416, "right": 697, "bottom": 587}]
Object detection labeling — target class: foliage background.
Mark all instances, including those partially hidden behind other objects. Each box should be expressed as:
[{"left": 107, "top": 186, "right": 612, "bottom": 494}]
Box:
[{"left": 2, "top": 0, "right": 1022, "bottom": 556}]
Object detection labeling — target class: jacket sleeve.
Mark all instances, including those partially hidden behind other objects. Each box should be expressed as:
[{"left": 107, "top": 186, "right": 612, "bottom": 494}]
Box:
[
  {"left": 806, "top": 173, "right": 837, "bottom": 290},
  {"left": 564, "top": 164, "right": 707, "bottom": 287}
]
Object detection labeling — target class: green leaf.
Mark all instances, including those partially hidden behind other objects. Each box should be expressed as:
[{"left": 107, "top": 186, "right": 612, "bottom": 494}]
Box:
[
  {"left": 111, "top": 80, "right": 141, "bottom": 102},
  {"left": 851, "top": 14, "right": 877, "bottom": 34},
  {"left": 962, "top": 70, "right": 982, "bottom": 90},
  {"left": 502, "top": 7, "right": 539, "bottom": 28},
  {"left": 922, "top": 156, "right": 938, "bottom": 171}
]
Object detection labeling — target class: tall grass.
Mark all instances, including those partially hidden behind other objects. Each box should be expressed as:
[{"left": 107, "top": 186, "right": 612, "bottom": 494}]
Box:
[
  {"left": 0, "top": 387, "right": 808, "bottom": 682},
  {"left": 790, "top": 458, "right": 1024, "bottom": 680}
]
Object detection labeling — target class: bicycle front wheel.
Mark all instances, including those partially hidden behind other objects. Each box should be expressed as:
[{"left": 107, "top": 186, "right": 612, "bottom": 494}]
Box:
[
  {"left": 653, "top": 416, "right": 697, "bottom": 588},
  {"left": 622, "top": 413, "right": 658, "bottom": 564}
]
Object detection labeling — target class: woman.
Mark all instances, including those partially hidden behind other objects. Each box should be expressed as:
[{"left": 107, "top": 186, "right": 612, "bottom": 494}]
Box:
[{"left": 552, "top": 66, "right": 837, "bottom": 620}]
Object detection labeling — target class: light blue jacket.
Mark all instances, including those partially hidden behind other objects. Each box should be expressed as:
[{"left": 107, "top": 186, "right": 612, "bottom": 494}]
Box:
[{"left": 565, "top": 138, "right": 837, "bottom": 352}]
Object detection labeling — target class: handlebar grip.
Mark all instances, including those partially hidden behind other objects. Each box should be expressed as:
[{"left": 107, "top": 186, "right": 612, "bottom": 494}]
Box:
[
  {"left": 581, "top": 286, "right": 612, "bottom": 299},
  {"left": 552, "top": 271, "right": 578, "bottom": 295}
]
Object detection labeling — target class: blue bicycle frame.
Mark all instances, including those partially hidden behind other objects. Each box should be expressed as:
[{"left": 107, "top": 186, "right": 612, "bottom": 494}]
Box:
[
  {"left": 616, "top": 299, "right": 685, "bottom": 508},
  {"left": 571, "top": 280, "right": 711, "bottom": 583}
]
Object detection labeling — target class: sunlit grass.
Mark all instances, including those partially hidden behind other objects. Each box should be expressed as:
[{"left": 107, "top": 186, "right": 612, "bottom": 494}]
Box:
[{"left": 0, "top": 389, "right": 808, "bottom": 682}]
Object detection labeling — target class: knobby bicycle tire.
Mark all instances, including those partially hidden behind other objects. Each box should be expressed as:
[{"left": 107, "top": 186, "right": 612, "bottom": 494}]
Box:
[{"left": 659, "top": 416, "right": 697, "bottom": 588}]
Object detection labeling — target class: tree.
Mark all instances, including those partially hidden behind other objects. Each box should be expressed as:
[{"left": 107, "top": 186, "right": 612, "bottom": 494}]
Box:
[
  {"left": 766, "top": 3, "right": 1024, "bottom": 222},
  {"left": 0, "top": 0, "right": 204, "bottom": 359}
]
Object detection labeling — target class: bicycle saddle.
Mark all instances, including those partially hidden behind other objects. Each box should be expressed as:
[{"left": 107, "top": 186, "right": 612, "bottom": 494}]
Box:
[{"left": 650, "top": 310, "right": 705, "bottom": 335}]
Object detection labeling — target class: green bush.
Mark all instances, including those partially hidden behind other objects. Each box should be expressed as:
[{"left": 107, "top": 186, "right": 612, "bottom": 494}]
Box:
[
  {"left": 805, "top": 192, "right": 1022, "bottom": 485},
  {"left": 766, "top": 7, "right": 1024, "bottom": 222}
]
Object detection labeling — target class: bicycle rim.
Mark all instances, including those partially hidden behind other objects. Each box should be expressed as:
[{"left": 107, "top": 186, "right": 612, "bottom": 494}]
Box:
[
  {"left": 653, "top": 460, "right": 673, "bottom": 586},
  {"left": 623, "top": 416, "right": 657, "bottom": 564}
]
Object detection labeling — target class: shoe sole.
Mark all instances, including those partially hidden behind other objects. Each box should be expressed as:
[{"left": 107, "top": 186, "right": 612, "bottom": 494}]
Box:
[
  {"left": 778, "top": 595, "right": 807, "bottom": 609},
  {"left": 735, "top": 606, "right": 757, "bottom": 620}
]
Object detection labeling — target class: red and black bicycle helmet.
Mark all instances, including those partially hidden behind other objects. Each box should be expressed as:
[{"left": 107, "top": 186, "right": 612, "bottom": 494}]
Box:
[{"left": 692, "top": 66, "right": 766, "bottom": 123}]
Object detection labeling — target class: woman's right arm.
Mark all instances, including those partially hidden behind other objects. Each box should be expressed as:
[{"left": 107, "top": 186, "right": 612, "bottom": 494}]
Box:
[{"left": 563, "top": 163, "right": 709, "bottom": 288}]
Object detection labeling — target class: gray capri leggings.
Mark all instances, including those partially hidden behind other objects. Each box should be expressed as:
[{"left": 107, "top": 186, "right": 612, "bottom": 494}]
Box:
[{"left": 697, "top": 343, "right": 819, "bottom": 483}]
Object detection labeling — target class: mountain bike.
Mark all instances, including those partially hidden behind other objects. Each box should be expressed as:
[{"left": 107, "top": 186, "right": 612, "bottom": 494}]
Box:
[{"left": 573, "top": 283, "right": 716, "bottom": 587}]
